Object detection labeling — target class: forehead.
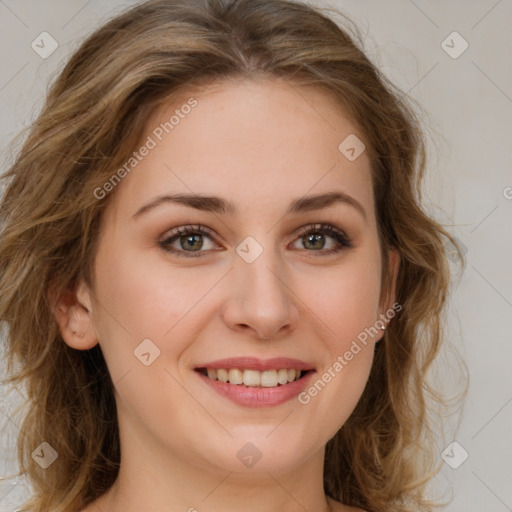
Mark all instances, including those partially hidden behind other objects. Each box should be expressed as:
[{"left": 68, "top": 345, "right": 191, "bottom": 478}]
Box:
[{"left": 104, "top": 77, "right": 375, "bottom": 225}]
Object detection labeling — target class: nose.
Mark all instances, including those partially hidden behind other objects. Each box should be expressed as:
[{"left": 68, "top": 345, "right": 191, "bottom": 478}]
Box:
[{"left": 221, "top": 246, "right": 300, "bottom": 340}]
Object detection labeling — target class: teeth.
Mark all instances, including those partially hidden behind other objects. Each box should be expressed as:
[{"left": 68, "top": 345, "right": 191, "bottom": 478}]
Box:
[
  {"left": 277, "top": 369, "right": 289, "bottom": 385},
  {"left": 202, "top": 368, "right": 305, "bottom": 387},
  {"left": 243, "top": 369, "right": 260, "bottom": 386},
  {"left": 228, "top": 368, "right": 243, "bottom": 385},
  {"left": 261, "top": 370, "right": 277, "bottom": 387},
  {"left": 217, "top": 369, "right": 229, "bottom": 383}
]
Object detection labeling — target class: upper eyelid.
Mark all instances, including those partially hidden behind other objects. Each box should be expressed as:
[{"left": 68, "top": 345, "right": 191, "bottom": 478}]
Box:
[
  {"left": 295, "top": 223, "right": 349, "bottom": 239},
  {"left": 160, "top": 224, "right": 216, "bottom": 242}
]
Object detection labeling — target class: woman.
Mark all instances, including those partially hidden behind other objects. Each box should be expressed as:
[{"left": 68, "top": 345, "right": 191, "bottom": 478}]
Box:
[{"left": 0, "top": 1, "right": 465, "bottom": 511}]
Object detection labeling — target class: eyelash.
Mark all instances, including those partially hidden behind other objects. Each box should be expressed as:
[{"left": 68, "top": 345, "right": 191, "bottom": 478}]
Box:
[{"left": 159, "top": 223, "right": 352, "bottom": 258}]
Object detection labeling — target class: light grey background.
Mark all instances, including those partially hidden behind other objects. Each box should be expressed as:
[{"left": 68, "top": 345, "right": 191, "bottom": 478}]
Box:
[{"left": 0, "top": 1, "right": 511, "bottom": 511}]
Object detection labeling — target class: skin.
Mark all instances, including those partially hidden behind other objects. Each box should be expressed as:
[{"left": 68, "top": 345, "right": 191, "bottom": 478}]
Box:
[{"left": 54, "top": 77, "right": 399, "bottom": 512}]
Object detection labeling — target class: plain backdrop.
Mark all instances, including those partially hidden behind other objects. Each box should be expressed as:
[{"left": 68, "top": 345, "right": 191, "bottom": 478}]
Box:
[{"left": 0, "top": 1, "right": 511, "bottom": 511}]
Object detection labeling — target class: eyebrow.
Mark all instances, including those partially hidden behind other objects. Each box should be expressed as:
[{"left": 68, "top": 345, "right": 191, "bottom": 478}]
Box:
[{"left": 132, "top": 190, "right": 367, "bottom": 222}]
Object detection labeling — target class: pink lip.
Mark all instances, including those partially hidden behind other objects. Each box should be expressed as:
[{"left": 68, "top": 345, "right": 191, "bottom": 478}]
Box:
[
  {"left": 194, "top": 357, "right": 314, "bottom": 371},
  {"left": 196, "top": 370, "right": 315, "bottom": 408}
]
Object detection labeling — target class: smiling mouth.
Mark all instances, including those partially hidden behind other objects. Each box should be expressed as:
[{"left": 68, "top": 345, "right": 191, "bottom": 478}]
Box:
[{"left": 195, "top": 368, "right": 312, "bottom": 387}]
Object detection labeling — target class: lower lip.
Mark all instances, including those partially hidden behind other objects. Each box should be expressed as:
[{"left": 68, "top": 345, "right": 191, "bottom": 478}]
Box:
[{"left": 196, "top": 371, "right": 315, "bottom": 408}]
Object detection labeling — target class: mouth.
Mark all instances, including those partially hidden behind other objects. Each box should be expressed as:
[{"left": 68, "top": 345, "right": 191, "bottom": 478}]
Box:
[
  {"left": 193, "top": 357, "right": 316, "bottom": 407},
  {"left": 195, "top": 367, "right": 312, "bottom": 387}
]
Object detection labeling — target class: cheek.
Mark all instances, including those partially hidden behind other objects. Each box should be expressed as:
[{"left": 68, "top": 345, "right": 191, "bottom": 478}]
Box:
[
  {"left": 90, "top": 245, "right": 207, "bottom": 427},
  {"left": 294, "top": 259, "right": 380, "bottom": 440},
  {"left": 93, "top": 241, "right": 204, "bottom": 339},
  {"left": 303, "top": 253, "right": 382, "bottom": 352}
]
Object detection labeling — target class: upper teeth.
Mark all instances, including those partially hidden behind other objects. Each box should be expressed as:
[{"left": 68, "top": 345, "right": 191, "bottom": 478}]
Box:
[{"left": 205, "top": 368, "right": 303, "bottom": 387}]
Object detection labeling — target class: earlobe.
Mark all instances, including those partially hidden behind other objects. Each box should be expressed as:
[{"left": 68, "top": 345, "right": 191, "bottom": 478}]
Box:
[{"left": 51, "top": 281, "right": 98, "bottom": 350}]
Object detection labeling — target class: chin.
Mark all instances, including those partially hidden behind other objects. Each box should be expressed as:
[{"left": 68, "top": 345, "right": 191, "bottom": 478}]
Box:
[{"left": 196, "top": 428, "right": 321, "bottom": 476}]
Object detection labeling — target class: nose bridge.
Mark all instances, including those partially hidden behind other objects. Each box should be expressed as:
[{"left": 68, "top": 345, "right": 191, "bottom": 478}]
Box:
[
  {"left": 237, "top": 234, "right": 288, "bottom": 305},
  {"left": 223, "top": 233, "right": 299, "bottom": 338}
]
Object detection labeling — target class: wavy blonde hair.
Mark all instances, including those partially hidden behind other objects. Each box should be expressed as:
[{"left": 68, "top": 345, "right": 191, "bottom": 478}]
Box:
[{"left": 0, "top": 0, "right": 465, "bottom": 511}]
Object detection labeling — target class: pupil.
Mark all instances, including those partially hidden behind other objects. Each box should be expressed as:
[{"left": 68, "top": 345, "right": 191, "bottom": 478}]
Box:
[
  {"left": 305, "top": 233, "right": 324, "bottom": 250},
  {"left": 183, "top": 234, "right": 202, "bottom": 251}
]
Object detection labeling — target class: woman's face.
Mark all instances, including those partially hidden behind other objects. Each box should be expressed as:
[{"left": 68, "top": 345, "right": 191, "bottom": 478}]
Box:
[{"left": 64, "top": 78, "right": 399, "bottom": 478}]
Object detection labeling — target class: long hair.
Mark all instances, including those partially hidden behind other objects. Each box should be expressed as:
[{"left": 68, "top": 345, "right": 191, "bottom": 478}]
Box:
[{"left": 0, "top": 1, "right": 465, "bottom": 510}]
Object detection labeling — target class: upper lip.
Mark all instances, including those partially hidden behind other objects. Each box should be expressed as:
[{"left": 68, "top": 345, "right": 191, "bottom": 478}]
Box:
[{"left": 195, "top": 357, "right": 315, "bottom": 371}]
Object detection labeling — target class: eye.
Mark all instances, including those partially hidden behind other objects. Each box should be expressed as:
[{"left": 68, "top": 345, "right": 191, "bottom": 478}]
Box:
[
  {"left": 159, "top": 224, "right": 219, "bottom": 258},
  {"left": 290, "top": 223, "right": 352, "bottom": 256},
  {"left": 159, "top": 222, "right": 352, "bottom": 258}
]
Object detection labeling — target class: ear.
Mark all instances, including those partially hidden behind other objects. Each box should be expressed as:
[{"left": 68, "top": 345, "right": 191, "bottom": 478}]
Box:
[
  {"left": 382, "top": 247, "right": 400, "bottom": 312},
  {"left": 51, "top": 280, "right": 99, "bottom": 350},
  {"left": 375, "top": 247, "right": 401, "bottom": 341}
]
